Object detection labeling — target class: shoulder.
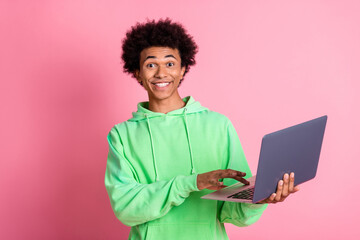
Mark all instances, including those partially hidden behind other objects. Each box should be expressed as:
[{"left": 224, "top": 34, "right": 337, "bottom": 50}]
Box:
[
  {"left": 198, "top": 109, "right": 232, "bottom": 124},
  {"left": 192, "top": 109, "right": 233, "bottom": 132},
  {"left": 107, "top": 120, "right": 129, "bottom": 136}
]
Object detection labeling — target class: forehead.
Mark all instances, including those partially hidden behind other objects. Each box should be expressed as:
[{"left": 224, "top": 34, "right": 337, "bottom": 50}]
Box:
[{"left": 140, "top": 46, "right": 180, "bottom": 61}]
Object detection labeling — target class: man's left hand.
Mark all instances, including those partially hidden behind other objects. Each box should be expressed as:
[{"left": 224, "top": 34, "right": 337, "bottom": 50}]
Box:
[{"left": 257, "top": 172, "right": 300, "bottom": 204}]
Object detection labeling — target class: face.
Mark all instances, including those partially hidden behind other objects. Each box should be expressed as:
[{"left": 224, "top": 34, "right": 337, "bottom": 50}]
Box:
[{"left": 135, "top": 46, "right": 186, "bottom": 103}]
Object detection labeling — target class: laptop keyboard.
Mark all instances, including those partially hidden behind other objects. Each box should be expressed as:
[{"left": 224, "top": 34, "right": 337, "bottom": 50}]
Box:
[{"left": 227, "top": 187, "right": 254, "bottom": 200}]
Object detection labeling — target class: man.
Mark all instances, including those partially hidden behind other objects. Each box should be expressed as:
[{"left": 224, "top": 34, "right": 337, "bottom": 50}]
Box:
[{"left": 105, "top": 18, "right": 299, "bottom": 239}]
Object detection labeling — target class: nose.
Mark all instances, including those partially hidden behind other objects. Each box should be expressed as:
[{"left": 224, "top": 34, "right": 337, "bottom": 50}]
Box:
[{"left": 155, "top": 65, "right": 167, "bottom": 78}]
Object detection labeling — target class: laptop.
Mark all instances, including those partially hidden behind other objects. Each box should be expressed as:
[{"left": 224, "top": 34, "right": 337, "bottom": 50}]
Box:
[{"left": 201, "top": 115, "right": 328, "bottom": 203}]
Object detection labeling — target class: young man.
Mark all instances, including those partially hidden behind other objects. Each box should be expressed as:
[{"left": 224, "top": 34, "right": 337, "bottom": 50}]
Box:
[{"left": 105, "top": 18, "right": 299, "bottom": 240}]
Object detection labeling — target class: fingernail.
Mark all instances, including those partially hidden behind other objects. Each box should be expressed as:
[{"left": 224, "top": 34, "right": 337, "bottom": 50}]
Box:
[
  {"left": 284, "top": 174, "right": 289, "bottom": 180},
  {"left": 290, "top": 172, "right": 294, "bottom": 178},
  {"left": 279, "top": 180, "right": 283, "bottom": 185}
]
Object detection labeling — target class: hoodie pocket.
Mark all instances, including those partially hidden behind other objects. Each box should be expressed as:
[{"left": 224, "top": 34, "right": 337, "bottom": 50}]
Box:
[{"left": 146, "top": 222, "right": 211, "bottom": 240}]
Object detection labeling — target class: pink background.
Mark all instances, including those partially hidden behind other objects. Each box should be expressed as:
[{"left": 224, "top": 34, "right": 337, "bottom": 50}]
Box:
[{"left": 1, "top": 0, "right": 359, "bottom": 239}]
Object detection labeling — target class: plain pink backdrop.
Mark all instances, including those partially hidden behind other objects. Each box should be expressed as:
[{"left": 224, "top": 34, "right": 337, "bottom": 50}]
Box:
[{"left": 1, "top": 0, "right": 359, "bottom": 239}]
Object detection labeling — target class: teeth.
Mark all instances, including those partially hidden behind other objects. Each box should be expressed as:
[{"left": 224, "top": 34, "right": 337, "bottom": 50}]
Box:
[{"left": 155, "top": 82, "right": 170, "bottom": 87}]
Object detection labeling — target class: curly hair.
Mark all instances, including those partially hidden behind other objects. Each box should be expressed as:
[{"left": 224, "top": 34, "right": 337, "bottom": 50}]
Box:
[{"left": 121, "top": 18, "right": 198, "bottom": 86}]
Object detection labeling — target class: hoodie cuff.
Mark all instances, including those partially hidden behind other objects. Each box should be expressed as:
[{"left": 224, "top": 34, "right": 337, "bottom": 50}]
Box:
[
  {"left": 175, "top": 174, "right": 199, "bottom": 194},
  {"left": 192, "top": 173, "right": 200, "bottom": 191}
]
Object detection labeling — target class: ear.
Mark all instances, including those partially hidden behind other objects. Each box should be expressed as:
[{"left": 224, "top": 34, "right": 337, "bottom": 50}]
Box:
[
  {"left": 180, "top": 66, "right": 186, "bottom": 79},
  {"left": 134, "top": 70, "right": 141, "bottom": 83}
]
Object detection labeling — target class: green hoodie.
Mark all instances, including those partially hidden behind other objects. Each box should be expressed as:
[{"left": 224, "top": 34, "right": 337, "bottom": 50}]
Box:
[{"left": 105, "top": 96, "right": 267, "bottom": 240}]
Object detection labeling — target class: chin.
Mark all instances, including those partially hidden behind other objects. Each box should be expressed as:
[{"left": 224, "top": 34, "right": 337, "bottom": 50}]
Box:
[{"left": 150, "top": 92, "right": 176, "bottom": 101}]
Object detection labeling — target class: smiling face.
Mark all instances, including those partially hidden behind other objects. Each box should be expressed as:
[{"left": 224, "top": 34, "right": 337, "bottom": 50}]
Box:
[{"left": 135, "top": 46, "right": 186, "bottom": 103}]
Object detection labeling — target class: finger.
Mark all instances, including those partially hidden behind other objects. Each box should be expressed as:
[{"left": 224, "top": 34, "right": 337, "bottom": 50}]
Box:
[
  {"left": 218, "top": 169, "right": 246, "bottom": 179},
  {"left": 260, "top": 193, "right": 276, "bottom": 204},
  {"left": 269, "top": 193, "right": 276, "bottom": 202},
  {"left": 210, "top": 181, "right": 224, "bottom": 190},
  {"left": 217, "top": 169, "right": 232, "bottom": 178},
  {"left": 217, "top": 170, "right": 249, "bottom": 185},
  {"left": 257, "top": 198, "right": 269, "bottom": 204},
  {"left": 233, "top": 170, "right": 249, "bottom": 185},
  {"left": 234, "top": 171, "right": 247, "bottom": 177},
  {"left": 233, "top": 176, "right": 250, "bottom": 185},
  {"left": 216, "top": 181, "right": 224, "bottom": 189},
  {"left": 275, "top": 180, "right": 283, "bottom": 201},
  {"left": 294, "top": 185, "right": 300, "bottom": 192},
  {"left": 282, "top": 173, "right": 290, "bottom": 197},
  {"left": 209, "top": 178, "right": 219, "bottom": 186},
  {"left": 289, "top": 172, "right": 295, "bottom": 192}
]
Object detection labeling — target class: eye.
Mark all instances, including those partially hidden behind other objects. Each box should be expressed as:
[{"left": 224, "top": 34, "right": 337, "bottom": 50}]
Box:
[
  {"left": 166, "top": 62, "right": 174, "bottom": 67},
  {"left": 146, "top": 63, "right": 156, "bottom": 68}
]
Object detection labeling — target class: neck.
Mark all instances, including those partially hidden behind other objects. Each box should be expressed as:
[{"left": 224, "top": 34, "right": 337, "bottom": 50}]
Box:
[{"left": 148, "top": 93, "right": 186, "bottom": 114}]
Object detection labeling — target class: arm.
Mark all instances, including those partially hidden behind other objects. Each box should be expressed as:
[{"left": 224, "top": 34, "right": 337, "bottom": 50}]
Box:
[
  {"left": 104, "top": 127, "right": 199, "bottom": 227},
  {"left": 219, "top": 120, "right": 268, "bottom": 227}
]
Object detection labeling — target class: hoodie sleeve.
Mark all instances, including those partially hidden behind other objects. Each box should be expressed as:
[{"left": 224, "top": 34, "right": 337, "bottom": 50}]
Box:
[
  {"left": 104, "top": 127, "right": 199, "bottom": 227},
  {"left": 219, "top": 120, "right": 268, "bottom": 227}
]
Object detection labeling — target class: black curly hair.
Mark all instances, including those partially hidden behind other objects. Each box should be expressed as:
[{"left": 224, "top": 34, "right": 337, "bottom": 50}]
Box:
[{"left": 121, "top": 18, "right": 198, "bottom": 86}]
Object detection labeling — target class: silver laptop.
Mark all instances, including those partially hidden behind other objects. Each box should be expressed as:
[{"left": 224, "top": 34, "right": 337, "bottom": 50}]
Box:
[{"left": 201, "top": 115, "right": 328, "bottom": 203}]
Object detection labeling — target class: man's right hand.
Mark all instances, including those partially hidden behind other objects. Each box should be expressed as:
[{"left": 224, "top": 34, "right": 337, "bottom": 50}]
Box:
[{"left": 196, "top": 169, "right": 250, "bottom": 190}]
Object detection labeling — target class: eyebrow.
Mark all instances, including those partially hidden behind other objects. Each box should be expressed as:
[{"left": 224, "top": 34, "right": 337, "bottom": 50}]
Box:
[{"left": 143, "top": 54, "right": 177, "bottom": 62}]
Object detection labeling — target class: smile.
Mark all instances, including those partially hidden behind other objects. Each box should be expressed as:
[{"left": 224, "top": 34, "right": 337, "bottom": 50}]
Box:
[{"left": 154, "top": 82, "right": 170, "bottom": 87}]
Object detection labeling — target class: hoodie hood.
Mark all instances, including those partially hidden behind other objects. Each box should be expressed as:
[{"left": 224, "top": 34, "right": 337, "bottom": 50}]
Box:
[
  {"left": 128, "top": 96, "right": 208, "bottom": 182},
  {"left": 129, "top": 96, "right": 208, "bottom": 121}
]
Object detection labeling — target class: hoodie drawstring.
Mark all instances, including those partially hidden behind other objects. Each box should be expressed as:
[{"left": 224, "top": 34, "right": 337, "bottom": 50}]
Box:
[
  {"left": 145, "top": 113, "right": 159, "bottom": 182},
  {"left": 183, "top": 108, "right": 196, "bottom": 175},
  {"left": 144, "top": 109, "right": 196, "bottom": 182}
]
